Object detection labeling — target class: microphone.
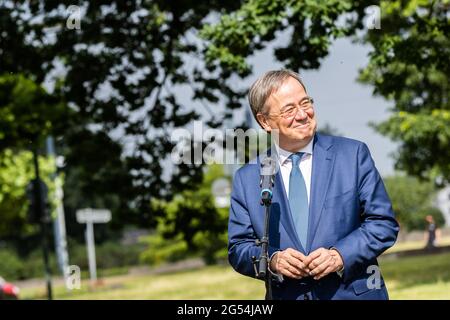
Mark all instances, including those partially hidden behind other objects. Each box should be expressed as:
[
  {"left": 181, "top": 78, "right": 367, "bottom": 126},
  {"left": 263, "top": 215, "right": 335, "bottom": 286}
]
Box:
[{"left": 260, "top": 156, "right": 276, "bottom": 206}]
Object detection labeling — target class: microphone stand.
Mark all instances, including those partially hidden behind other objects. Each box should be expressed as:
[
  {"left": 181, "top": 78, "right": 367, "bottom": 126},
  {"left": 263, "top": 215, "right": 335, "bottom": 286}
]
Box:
[{"left": 252, "top": 196, "right": 273, "bottom": 300}]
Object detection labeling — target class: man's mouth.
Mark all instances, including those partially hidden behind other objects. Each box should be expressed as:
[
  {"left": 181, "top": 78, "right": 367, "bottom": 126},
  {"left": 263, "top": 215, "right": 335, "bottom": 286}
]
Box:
[{"left": 293, "top": 120, "right": 309, "bottom": 128}]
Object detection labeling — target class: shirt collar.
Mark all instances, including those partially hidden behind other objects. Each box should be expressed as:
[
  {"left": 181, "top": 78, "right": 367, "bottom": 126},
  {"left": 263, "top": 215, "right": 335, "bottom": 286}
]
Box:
[{"left": 275, "top": 136, "right": 314, "bottom": 166}]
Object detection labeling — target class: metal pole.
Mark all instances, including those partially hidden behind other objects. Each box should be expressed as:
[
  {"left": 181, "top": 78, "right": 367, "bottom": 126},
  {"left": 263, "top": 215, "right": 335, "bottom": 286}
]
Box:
[
  {"left": 33, "top": 149, "right": 53, "bottom": 300},
  {"left": 46, "top": 136, "right": 69, "bottom": 279},
  {"left": 85, "top": 220, "right": 97, "bottom": 282}
]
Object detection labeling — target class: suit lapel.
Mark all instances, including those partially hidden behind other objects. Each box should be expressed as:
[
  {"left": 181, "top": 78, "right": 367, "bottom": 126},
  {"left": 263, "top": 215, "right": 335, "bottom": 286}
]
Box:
[{"left": 306, "top": 134, "right": 335, "bottom": 253}]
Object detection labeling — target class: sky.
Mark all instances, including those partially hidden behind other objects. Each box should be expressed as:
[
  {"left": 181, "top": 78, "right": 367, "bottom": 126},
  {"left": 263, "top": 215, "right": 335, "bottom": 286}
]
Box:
[{"left": 237, "top": 36, "right": 398, "bottom": 177}]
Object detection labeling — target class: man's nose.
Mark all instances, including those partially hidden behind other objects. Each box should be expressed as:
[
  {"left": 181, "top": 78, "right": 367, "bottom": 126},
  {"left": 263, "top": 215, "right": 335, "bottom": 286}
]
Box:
[{"left": 294, "top": 108, "right": 308, "bottom": 120}]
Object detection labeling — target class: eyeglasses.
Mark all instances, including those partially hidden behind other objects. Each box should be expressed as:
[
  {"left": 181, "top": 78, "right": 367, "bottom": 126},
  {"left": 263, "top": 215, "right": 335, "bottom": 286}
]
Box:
[{"left": 265, "top": 96, "right": 314, "bottom": 119}]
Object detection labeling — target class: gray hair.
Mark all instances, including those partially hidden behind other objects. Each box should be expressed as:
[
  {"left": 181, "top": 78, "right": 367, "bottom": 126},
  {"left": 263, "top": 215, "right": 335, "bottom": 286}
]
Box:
[{"left": 248, "top": 69, "right": 307, "bottom": 125}]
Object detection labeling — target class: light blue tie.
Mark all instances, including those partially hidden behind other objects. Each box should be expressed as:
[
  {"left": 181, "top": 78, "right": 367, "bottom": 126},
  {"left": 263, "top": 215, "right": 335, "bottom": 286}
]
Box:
[{"left": 288, "top": 152, "right": 309, "bottom": 249}]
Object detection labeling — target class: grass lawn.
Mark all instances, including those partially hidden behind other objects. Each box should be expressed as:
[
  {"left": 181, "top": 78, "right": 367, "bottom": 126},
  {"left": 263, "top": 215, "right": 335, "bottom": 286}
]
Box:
[
  {"left": 384, "top": 236, "right": 450, "bottom": 254},
  {"left": 380, "top": 251, "right": 450, "bottom": 299},
  {"left": 20, "top": 251, "right": 450, "bottom": 300},
  {"left": 20, "top": 264, "right": 265, "bottom": 300}
]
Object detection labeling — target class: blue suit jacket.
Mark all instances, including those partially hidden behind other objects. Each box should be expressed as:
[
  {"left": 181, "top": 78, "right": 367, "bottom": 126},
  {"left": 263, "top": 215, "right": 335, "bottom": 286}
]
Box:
[{"left": 228, "top": 133, "right": 399, "bottom": 300}]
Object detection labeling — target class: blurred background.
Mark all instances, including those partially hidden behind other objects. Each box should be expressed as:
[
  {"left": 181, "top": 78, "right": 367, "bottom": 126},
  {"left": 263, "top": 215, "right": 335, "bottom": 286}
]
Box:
[{"left": 0, "top": 0, "right": 449, "bottom": 300}]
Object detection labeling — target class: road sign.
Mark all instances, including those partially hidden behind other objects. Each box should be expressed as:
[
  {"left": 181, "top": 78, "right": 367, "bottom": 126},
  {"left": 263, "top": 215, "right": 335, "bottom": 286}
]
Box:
[
  {"left": 76, "top": 208, "right": 111, "bottom": 282},
  {"left": 76, "top": 208, "right": 111, "bottom": 223}
]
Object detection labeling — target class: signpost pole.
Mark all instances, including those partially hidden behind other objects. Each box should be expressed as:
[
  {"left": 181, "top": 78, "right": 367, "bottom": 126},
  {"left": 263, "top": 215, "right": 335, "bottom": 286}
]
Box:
[
  {"left": 76, "top": 208, "right": 111, "bottom": 285},
  {"left": 85, "top": 219, "right": 97, "bottom": 282}
]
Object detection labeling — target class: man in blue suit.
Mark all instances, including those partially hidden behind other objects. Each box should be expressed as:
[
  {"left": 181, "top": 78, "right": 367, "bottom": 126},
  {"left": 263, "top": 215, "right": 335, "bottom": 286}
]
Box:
[{"left": 228, "top": 70, "right": 399, "bottom": 300}]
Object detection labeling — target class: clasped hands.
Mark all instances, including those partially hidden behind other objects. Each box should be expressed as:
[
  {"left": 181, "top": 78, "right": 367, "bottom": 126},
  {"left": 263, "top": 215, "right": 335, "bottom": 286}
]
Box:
[{"left": 270, "top": 247, "right": 343, "bottom": 280}]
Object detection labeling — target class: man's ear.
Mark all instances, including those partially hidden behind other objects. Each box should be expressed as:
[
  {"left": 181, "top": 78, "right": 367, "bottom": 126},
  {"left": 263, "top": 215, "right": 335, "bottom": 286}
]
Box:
[{"left": 256, "top": 113, "right": 272, "bottom": 133}]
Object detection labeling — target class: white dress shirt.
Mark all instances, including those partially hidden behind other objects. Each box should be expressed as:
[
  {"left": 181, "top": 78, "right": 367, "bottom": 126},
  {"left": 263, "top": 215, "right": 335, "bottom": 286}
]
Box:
[{"left": 274, "top": 138, "right": 314, "bottom": 202}]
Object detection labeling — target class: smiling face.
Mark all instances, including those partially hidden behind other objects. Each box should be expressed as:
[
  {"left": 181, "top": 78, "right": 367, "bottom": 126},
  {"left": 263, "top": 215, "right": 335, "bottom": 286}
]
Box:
[{"left": 257, "top": 76, "right": 317, "bottom": 152}]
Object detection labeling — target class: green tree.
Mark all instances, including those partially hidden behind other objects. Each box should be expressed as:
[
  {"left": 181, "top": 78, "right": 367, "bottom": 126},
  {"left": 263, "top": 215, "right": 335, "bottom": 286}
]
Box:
[
  {"left": 0, "top": 1, "right": 245, "bottom": 238},
  {"left": 0, "top": 149, "right": 56, "bottom": 239},
  {"left": 0, "top": 73, "right": 65, "bottom": 150},
  {"left": 0, "top": 72, "right": 68, "bottom": 248},
  {"left": 150, "top": 164, "right": 229, "bottom": 264},
  {"left": 384, "top": 175, "right": 445, "bottom": 231},
  {"left": 201, "top": 0, "right": 372, "bottom": 76},
  {"left": 358, "top": 0, "right": 450, "bottom": 184}
]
